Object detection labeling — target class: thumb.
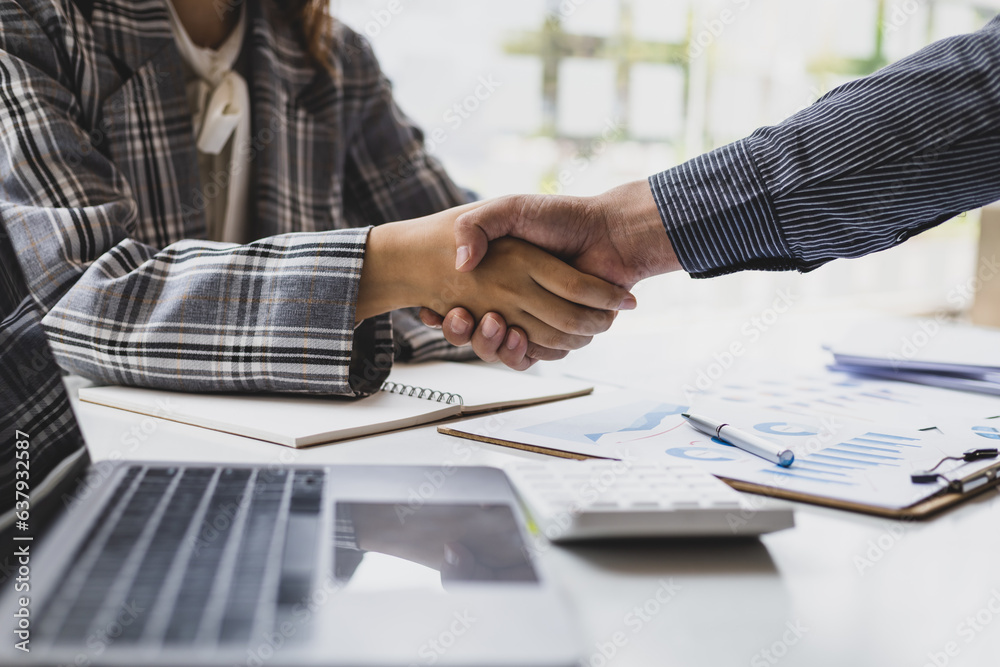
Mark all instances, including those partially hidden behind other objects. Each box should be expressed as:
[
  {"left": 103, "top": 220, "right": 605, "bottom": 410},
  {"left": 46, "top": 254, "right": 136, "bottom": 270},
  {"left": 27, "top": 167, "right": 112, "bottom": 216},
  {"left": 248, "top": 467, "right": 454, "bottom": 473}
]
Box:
[{"left": 453, "top": 196, "right": 526, "bottom": 272}]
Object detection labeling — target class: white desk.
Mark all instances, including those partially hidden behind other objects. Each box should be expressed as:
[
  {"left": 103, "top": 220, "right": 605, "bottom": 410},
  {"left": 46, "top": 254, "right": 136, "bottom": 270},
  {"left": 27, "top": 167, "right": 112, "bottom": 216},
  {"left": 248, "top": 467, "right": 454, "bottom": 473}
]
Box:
[{"left": 70, "top": 311, "right": 1000, "bottom": 667}]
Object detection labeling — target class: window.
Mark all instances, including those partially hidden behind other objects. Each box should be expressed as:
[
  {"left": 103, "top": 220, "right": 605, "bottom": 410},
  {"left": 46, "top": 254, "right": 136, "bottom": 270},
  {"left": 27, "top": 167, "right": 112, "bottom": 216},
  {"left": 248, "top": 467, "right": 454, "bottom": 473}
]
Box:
[{"left": 336, "top": 0, "right": 997, "bottom": 319}]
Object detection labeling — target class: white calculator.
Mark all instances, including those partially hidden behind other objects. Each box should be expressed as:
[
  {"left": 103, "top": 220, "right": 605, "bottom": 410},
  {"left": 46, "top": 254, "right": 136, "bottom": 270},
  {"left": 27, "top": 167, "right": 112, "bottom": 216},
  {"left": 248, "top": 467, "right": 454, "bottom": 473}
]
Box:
[{"left": 504, "top": 459, "right": 795, "bottom": 541}]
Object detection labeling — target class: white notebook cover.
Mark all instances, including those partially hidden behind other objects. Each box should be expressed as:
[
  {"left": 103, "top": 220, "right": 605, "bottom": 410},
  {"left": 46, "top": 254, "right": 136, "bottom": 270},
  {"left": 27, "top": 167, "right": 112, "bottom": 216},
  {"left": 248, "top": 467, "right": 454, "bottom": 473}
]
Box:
[{"left": 78, "top": 361, "right": 592, "bottom": 448}]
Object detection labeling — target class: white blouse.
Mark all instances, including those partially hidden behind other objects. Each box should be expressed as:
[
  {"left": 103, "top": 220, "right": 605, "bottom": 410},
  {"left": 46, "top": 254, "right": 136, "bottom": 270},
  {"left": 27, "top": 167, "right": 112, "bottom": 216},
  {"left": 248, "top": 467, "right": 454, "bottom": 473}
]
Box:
[{"left": 165, "top": 1, "right": 251, "bottom": 243}]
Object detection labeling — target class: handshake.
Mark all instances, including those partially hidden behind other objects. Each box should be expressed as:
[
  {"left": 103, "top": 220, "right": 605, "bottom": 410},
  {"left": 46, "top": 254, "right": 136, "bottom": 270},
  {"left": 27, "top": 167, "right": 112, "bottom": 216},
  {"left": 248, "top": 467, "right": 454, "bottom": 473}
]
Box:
[{"left": 408, "top": 181, "right": 682, "bottom": 371}]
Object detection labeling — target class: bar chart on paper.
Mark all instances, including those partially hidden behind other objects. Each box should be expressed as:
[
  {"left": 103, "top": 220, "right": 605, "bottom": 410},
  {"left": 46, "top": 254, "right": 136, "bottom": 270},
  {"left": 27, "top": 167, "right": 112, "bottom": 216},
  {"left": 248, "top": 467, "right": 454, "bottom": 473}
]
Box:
[
  {"left": 518, "top": 400, "right": 689, "bottom": 447},
  {"left": 752, "top": 431, "right": 922, "bottom": 488},
  {"left": 441, "top": 389, "right": 998, "bottom": 511},
  {"left": 683, "top": 371, "right": 1000, "bottom": 427},
  {"left": 653, "top": 407, "right": 987, "bottom": 509}
]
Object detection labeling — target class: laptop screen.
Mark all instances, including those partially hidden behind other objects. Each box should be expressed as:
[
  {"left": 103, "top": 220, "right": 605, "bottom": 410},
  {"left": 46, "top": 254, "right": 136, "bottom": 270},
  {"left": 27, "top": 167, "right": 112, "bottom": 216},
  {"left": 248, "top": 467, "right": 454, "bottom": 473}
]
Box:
[{"left": 0, "top": 231, "right": 90, "bottom": 537}]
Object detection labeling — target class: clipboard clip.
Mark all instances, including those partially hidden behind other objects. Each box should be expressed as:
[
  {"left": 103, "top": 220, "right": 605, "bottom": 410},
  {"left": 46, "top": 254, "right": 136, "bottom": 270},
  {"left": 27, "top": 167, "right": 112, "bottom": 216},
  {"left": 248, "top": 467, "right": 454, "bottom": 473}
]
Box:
[{"left": 911, "top": 448, "right": 1000, "bottom": 492}]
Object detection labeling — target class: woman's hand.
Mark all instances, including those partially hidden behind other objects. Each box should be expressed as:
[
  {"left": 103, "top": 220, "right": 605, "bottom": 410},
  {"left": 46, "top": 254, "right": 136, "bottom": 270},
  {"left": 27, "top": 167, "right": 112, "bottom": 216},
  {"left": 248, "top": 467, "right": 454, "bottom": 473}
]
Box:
[
  {"left": 419, "top": 307, "right": 544, "bottom": 371},
  {"left": 357, "top": 204, "right": 635, "bottom": 359}
]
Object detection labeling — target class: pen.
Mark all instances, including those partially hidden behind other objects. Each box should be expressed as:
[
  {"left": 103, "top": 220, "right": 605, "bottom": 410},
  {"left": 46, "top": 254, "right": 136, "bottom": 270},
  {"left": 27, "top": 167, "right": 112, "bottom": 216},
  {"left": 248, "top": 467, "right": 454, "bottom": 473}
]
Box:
[{"left": 681, "top": 413, "right": 795, "bottom": 468}]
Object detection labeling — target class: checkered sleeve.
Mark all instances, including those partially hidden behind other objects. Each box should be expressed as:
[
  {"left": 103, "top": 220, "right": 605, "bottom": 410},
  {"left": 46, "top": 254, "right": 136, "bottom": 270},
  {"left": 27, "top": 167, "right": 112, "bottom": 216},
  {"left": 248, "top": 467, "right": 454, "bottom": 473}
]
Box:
[
  {"left": 0, "top": 2, "right": 391, "bottom": 395},
  {"left": 336, "top": 25, "right": 476, "bottom": 363}
]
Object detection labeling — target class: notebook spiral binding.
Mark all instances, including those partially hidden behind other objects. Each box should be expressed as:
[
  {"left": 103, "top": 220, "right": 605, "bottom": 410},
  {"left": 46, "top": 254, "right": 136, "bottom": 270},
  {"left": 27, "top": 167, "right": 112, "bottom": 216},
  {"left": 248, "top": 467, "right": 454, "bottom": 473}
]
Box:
[{"left": 380, "top": 381, "right": 464, "bottom": 406}]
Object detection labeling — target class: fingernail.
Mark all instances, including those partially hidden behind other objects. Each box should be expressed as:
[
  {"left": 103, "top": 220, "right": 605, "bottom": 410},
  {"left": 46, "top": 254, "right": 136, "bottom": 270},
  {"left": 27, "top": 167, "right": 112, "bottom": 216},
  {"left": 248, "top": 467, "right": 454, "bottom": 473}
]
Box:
[
  {"left": 482, "top": 317, "right": 500, "bottom": 339},
  {"left": 618, "top": 294, "right": 637, "bottom": 310},
  {"left": 455, "top": 245, "right": 471, "bottom": 270},
  {"left": 506, "top": 329, "right": 522, "bottom": 350},
  {"left": 450, "top": 316, "right": 470, "bottom": 336}
]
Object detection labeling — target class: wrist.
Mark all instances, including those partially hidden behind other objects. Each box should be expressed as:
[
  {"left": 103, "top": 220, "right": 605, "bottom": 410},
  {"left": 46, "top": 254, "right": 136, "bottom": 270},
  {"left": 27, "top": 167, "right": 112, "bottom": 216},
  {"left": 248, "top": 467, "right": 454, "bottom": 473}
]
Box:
[
  {"left": 593, "top": 180, "right": 680, "bottom": 284},
  {"left": 356, "top": 222, "right": 421, "bottom": 323},
  {"left": 356, "top": 216, "right": 456, "bottom": 324}
]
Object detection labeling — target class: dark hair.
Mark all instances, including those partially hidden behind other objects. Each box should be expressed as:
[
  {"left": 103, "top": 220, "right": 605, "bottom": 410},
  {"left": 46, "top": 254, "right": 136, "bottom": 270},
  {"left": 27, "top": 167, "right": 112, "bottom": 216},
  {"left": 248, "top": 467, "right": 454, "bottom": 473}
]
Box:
[{"left": 281, "top": 0, "right": 333, "bottom": 73}]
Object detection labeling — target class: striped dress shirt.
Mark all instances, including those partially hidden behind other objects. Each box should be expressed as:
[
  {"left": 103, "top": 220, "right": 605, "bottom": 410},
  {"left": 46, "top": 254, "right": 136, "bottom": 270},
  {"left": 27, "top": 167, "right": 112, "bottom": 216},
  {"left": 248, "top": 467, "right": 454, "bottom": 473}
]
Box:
[
  {"left": 650, "top": 14, "right": 1000, "bottom": 278},
  {"left": 0, "top": 0, "right": 470, "bottom": 398}
]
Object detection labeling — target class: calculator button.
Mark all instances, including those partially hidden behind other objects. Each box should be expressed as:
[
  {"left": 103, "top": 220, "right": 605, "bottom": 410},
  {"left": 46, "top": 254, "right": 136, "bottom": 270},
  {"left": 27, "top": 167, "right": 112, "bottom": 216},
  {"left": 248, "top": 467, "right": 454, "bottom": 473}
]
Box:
[{"left": 506, "top": 459, "right": 793, "bottom": 540}]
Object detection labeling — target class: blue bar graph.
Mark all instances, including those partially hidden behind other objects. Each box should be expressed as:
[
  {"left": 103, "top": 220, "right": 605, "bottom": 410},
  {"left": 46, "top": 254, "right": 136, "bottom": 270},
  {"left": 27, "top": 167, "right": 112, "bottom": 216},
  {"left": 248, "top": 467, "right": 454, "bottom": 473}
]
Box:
[
  {"left": 822, "top": 447, "right": 902, "bottom": 461},
  {"left": 787, "top": 465, "right": 850, "bottom": 478},
  {"left": 796, "top": 459, "right": 858, "bottom": 470},
  {"left": 760, "top": 469, "right": 856, "bottom": 486},
  {"left": 810, "top": 453, "right": 886, "bottom": 467},
  {"left": 836, "top": 441, "right": 904, "bottom": 454},
  {"left": 796, "top": 429, "right": 923, "bottom": 475}
]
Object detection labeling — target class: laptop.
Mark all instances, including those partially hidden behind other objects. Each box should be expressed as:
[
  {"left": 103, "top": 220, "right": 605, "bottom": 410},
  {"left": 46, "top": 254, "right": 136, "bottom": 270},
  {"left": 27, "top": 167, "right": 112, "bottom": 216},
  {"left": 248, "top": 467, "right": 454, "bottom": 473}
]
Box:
[{"left": 0, "top": 240, "right": 580, "bottom": 665}]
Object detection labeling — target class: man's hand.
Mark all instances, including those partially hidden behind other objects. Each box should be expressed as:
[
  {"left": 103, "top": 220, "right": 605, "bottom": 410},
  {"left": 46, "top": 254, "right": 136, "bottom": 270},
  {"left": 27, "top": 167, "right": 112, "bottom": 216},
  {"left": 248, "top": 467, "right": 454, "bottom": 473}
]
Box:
[
  {"left": 427, "top": 235, "right": 626, "bottom": 351},
  {"left": 456, "top": 180, "right": 680, "bottom": 287},
  {"left": 420, "top": 180, "right": 681, "bottom": 369},
  {"left": 358, "top": 204, "right": 634, "bottom": 356}
]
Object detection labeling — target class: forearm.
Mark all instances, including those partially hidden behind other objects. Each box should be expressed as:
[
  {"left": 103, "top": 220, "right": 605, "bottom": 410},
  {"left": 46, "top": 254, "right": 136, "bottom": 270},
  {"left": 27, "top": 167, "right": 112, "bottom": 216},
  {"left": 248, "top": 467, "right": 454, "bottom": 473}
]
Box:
[
  {"left": 40, "top": 230, "right": 393, "bottom": 396},
  {"left": 650, "top": 15, "right": 1000, "bottom": 277},
  {"left": 356, "top": 220, "right": 445, "bottom": 323}
]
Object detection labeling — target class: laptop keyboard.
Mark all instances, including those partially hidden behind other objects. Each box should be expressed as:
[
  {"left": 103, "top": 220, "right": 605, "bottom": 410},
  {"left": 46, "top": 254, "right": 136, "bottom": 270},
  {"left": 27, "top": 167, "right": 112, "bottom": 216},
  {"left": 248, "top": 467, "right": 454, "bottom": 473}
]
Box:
[{"left": 37, "top": 466, "right": 324, "bottom": 648}]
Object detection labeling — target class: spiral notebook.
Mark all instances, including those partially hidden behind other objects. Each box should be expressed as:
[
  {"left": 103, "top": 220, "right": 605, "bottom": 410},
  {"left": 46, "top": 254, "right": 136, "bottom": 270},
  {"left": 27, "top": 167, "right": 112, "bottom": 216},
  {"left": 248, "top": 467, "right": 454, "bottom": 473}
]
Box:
[{"left": 77, "top": 361, "right": 593, "bottom": 448}]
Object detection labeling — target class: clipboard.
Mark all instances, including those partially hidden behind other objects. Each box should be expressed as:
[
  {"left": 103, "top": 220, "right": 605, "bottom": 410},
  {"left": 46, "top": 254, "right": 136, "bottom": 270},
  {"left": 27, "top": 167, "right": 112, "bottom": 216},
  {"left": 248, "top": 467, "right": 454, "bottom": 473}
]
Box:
[
  {"left": 437, "top": 427, "right": 1000, "bottom": 520},
  {"left": 719, "top": 459, "right": 1000, "bottom": 519}
]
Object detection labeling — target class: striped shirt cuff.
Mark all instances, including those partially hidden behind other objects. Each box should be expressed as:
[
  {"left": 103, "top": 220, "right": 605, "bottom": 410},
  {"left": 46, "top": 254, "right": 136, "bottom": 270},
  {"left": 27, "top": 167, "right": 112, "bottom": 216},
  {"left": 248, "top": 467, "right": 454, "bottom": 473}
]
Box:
[
  {"left": 391, "top": 308, "right": 478, "bottom": 363},
  {"left": 648, "top": 139, "right": 798, "bottom": 278}
]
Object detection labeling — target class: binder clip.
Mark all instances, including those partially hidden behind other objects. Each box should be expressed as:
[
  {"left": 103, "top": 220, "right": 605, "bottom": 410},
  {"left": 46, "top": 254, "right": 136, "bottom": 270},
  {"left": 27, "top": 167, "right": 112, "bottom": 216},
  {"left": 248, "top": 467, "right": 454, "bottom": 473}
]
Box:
[{"left": 911, "top": 448, "right": 999, "bottom": 486}]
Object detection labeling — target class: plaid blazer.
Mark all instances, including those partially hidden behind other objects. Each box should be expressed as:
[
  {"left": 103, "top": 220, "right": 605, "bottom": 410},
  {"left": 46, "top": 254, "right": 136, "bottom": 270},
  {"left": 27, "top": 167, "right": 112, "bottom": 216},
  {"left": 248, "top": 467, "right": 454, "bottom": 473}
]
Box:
[{"left": 0, "top": 0, "right": 468, "bottom": 396}]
